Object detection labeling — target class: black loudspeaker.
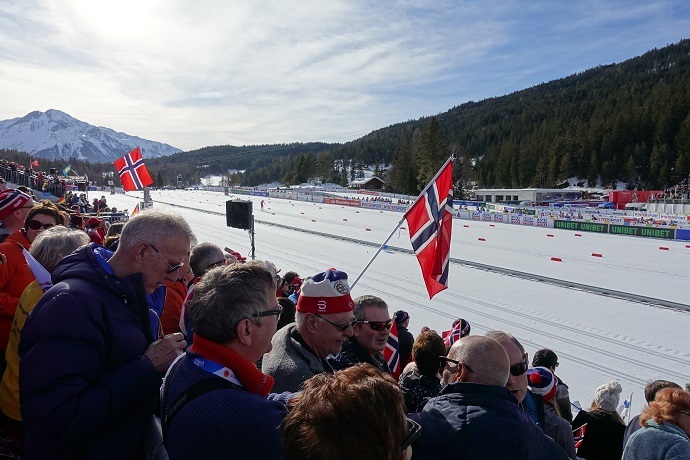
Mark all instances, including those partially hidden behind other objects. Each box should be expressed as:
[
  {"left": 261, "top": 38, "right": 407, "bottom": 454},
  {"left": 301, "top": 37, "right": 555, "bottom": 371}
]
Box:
[
  {"left": 50, "top": 168, "right": 56, "bottom": 175},
  {"left": 226, "top": 200, "right": 252, "bottom": 230}
]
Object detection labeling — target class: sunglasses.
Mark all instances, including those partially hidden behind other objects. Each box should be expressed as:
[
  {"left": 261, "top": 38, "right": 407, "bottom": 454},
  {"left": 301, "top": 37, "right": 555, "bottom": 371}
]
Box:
[
  {"left": 510, "top": 356, "right": 529, "bottom": 377},
  {"left": 206, "top": 259, "right": 227, "bottom": 270},
  {"left": 356, "top": 319, "right": 394, "bottom": 331},
  {"left": 401, "top": 418, "right": 422, "bottom": 451},
  {"left": 314, "top": 314, "right": 357, "bottom": 332},
  {"left": 439, "top": 356, "right": 475, "bottom": 374},
  {"left": 144, "top": 242, "right": 185, "bottom": 274},
  {"left": 252, "top": 305, "right": 283, "bottom": 322},
  {"left": 27, "top": 220, "right": 56, "bottom": 230}
]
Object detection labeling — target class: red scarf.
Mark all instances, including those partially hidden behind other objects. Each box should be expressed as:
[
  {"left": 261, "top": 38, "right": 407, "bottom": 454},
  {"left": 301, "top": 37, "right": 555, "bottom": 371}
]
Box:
[{"left": 189, "top": 334, "right": 274, "bottom": 397}]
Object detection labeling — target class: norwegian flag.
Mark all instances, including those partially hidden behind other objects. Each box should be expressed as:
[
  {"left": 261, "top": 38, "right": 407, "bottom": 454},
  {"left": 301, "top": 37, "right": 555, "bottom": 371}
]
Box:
[
  {"left": 383, "top": 318, "right": 401, "bottom": 380},
  {"left": 573, "top": 423, "right": 587, "bottom": 449},
  {"left": 113, "top": 147, "right": 154, "bottom": 192},
  {"left": 404, "top": 158, "right": 454, "bottom": 299}
]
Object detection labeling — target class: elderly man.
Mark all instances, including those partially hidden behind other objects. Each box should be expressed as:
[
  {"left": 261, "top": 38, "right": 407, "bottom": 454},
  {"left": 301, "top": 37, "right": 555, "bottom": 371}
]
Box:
[
  {"left": 262, "top": 268, "right": 356, "bottom": 393},
  {"left": 161, "top": 262, "right": 291, "bottom": 459},
  {"left": 410, "top": 336, "right": 568, "bottom": 460},
  {"left": 329, "top": 295, "right": 392, "bottom": 374},
  {"left": 19, "top": 210, "right": 193, "bottom": 459}
]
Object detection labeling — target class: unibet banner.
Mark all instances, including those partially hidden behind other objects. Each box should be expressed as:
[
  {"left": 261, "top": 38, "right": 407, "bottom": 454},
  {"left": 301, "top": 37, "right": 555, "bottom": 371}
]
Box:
[
  {"left": 554, "top": 220, "right": 609, "bottom": 234},
  {"left": 609, "top": 224, "right": 675, "bottom": 239}
]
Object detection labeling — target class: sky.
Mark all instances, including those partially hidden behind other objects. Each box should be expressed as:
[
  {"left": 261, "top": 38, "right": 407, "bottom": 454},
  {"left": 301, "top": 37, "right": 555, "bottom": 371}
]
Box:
[
  {"left": 104, "top": 188, "right": 690, "bottom": 415},
  {"left": 1, "top": 1, "right": 690, "bottom": 152}
]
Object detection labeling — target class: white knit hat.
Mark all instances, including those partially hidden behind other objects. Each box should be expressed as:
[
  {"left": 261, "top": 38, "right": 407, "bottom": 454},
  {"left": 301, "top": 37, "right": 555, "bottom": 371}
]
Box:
[{"left": 593, "top": 380, "right": 622, "bottom": 412}]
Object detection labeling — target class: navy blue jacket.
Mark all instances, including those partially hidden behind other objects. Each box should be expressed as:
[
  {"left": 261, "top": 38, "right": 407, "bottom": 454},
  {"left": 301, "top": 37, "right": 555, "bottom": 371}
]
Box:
[
  {"left": 19, "top": 244, "right": 162, "bottom": 460},
  {"left": 409, "top": 382, "right": 569, "bottom": 460}
]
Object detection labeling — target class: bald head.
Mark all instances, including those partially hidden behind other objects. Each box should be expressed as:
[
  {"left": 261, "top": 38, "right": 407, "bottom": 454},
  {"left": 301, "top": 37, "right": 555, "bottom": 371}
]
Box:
[{"left": 444, "top": 336, "right": 510, "bottom": 386}]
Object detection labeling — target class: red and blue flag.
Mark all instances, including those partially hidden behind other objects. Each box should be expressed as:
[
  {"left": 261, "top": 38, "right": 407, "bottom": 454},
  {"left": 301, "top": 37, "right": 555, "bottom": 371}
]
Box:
[{"left": 114, "top": 147, "right": 154, "bottom": 192}]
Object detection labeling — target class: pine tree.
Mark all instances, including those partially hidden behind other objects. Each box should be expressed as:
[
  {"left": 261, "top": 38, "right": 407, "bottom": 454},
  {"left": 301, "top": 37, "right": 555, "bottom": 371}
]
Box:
[{"left": 416, "top": 117, "right": 448, "bottom": 191}]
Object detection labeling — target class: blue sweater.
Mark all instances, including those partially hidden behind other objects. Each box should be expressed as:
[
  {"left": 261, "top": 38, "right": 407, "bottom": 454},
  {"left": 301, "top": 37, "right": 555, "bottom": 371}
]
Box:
[
  {"left": 162, "top": 350, "right": 289, "bottom": 460},
  {"left": 623, "top": 420, "right": 690, "bottom": 460}
]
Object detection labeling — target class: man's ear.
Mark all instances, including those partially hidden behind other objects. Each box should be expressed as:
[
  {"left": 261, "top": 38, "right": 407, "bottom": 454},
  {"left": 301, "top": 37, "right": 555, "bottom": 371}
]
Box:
[
  {"left": 133, "top": 242, "right": 148, "bottom": 264},
  {"left": 235, "top": 318, "right": 253, "bottom": 347}
]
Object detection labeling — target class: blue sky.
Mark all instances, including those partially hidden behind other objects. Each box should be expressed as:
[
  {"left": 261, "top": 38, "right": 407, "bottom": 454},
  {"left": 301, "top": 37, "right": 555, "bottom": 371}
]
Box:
[{"left": 1, "top": 0, "right": 689, "bottom": 151}]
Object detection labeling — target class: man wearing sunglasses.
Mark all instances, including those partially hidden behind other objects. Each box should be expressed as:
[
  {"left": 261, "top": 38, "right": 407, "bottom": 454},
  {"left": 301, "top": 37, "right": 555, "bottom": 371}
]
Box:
[
  {"left": 19, "top": 210, "right": 194, "bottom": 459},
  {"left": 263, "top": 268, "right": 356, "bottom": 393},
  {"left": 409, "top": 336, "right": 568, "bottom": 460},
  {"left": 162, "top": 262, "right": 292, "bottom": 459},
  {"left": 329, "top": 295, "right": 392, "bottom": 374}
]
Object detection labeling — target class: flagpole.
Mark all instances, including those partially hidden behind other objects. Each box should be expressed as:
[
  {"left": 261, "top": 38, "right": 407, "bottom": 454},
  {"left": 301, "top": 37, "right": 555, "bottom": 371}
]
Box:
[{"left": 350, "top": 155, "right": 455, "bottom": 290}]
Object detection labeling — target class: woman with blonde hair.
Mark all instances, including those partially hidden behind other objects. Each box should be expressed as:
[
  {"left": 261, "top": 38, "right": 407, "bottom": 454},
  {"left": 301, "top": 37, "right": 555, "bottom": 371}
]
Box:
[{"left": 622, "top": 388, "right": 690, "bottom": 459}]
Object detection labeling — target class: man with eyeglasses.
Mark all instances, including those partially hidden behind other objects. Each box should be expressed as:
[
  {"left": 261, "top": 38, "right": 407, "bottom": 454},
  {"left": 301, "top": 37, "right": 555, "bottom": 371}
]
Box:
[
  {"left": 262, "top": 268, "right": 356, "bottom": 393},
  {"left": 329, "top": 295, "right": 392, "bottom": 374},
  {"left": 19, "top": 210, "right": 193, "bottom": 459},
  {"left": 162, "top": 262, "right": 292, "bottom": 460},
  {"left": 409, "top": 336, "right": 568, "bottom": 460}
]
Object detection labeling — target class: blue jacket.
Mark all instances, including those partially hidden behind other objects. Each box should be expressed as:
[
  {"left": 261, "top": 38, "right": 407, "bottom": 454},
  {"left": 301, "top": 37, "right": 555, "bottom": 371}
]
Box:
[
  {"left": 409, "top": 382, "right": 569, "bottom": 460},
  {"left": 19, "top": 244, "right": 161, "bottom": 460},
  {"left": 623, "top": 420, "right": 690, "bottom": 460},
  {"left": 162, "top": 351, "right": 289, "bottom": 460}
]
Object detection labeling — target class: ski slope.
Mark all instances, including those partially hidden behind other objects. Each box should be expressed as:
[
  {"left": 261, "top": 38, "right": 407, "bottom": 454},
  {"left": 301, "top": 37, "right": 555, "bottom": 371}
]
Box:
[{"left": 103, "top": 189, "right": 690, "bottom": 414}]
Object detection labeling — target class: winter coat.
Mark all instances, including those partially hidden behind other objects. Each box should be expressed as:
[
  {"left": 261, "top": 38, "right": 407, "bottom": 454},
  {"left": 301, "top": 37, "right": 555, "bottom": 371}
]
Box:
[
  {"left": 622, "top": 419, "right": 690, "bottom": 460},
  {"left": 398, "top": 369, "right": 442, "bottom": 413},
  {"left": 161, "top": 342, "right": 289, "bottom": 460},
  {"left": 262, "top": 323, "right": 330, "bottom": 393},
  {"left": 409, "top": 382, "right": 569, "bottom": 460},
  {"left": 623, "top": 414, "right": 643, "bottom": 449},
  {"left": 159, "top": 278, "right": 188, "bottom": 336},
  {"left": 571, "top": 408, "right": 626, "bottom": 460},
  {"left": 0, "top": 279, "right": 43, "bottom": 420},
  {"left": 554, "top": 376, "right": 573, "bottom": 422},
  {"left": 0, "top": 230, "right": 33, "bottom": 349},
  {"left": 328, "top": 336, "right": 390, "bottom": 374},
  {"left": 397, "top": 325, "right": 415, "bottom": 367},
  {"left": 18, "top": 244, "right": 162, "bottom": 460},
  {"left": 543, "top": 403, "right": 577, "bottom": 459}
]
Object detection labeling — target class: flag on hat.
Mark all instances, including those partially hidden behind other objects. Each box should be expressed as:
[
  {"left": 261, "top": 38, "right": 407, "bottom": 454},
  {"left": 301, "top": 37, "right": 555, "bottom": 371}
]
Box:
[
  {"left": 113, "top": 147, "right": 154, "bottom": 192},
  {"left": 404, "top": 158, "right": 453, "bottom": 299},
  {"left": 383, "top": 313, "right": 401, "bottom": 380},
  {"left": 296, "top": 269, "right": 354, "bottom": 314}
]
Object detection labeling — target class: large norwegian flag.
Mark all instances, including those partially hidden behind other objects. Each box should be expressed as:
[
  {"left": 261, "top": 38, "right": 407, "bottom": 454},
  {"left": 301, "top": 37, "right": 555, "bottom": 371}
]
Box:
[
  {"left": 404, "top": 159, "right": 454, "bottom": 299},
  {"left": 383, "top": 318, "right": 401, "bottom": 380},
  {"left": 113, "top": 147, "right": 154, "bottom": 192}
]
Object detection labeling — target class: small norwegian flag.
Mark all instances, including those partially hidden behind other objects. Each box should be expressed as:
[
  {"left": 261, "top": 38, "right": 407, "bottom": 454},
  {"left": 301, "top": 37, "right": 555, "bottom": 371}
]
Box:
[
  {"left": 383, "top": 317, "right": 401, "bottom": 380},
  {"left": 113, "top": 147, "right": 154, "bottom": 192},
  {"left": 573, "top": 423, "right": 587, "bottom": 449}
]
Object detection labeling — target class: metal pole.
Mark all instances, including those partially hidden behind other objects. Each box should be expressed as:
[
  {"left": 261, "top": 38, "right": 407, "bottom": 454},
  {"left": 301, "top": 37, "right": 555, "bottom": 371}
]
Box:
[{"left": 249, "top": 214, "right": 256, "bottom": 260}]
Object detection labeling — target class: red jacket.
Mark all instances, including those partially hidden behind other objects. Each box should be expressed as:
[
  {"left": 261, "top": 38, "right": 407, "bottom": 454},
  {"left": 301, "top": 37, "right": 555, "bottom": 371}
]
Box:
[
  {"left": 0, "top": 230, "right": 34, "bottom": 349},
  {"left": 159, "top": 279, "right": 189, "bottom": 335}
]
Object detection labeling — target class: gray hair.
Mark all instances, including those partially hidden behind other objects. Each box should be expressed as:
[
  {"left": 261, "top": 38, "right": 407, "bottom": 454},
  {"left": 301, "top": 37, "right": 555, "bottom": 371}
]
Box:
[
  {"left": 190, "top": 242, "right": 225, "bottom": 278},
  {"left": 30, "top": 226, "right": 90, "bottom": 272},
  {"left": 485, "top": 330, "right": 525, "bottom": 355},
  {"left": 117, "top": 209, "right": 196, "bottom": 252},
  {"left": 445, "top": 336, "right": 509, "bottom": 386},
  {"left": 188, "top": 261, "right": 274, "bottom": 343},
  {"left": 353, "top": 295, "right": 388, "bottom": 320}
]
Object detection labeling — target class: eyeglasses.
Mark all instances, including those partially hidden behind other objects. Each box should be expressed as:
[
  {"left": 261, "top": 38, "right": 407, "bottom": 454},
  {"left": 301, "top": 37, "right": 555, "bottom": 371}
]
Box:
[
  {"left": 356, "top": 319, "right": 394, "bottom": 331},
  {"left": 678, "top": 409, "right": 690, "bottom": 416},
  {"left": 252, "top": 305, "right": 283, "bottom": 322},
  {"left": 144, "top": 242, "right": 185, "bottom": 274},
  {"left": 314, "top": 314, "right": 357, "bottom": 332},
  {"left": 26, "top": 220, "right": 56, "bottom": 230},
  {"left": 401, "top": 418, "right": 422, "bottom": 451},
  {"left": 510, "top": 355, "right": 529, "bottom": 377},
  {"left": 439, "top": 356, "right": 475, "bottom": 374}
]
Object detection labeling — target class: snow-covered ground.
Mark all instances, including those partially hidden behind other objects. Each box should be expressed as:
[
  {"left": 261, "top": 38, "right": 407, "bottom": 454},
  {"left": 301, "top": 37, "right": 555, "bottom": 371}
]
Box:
[{"left": 103, "top": 189, "right": 690, "bottom": 415}]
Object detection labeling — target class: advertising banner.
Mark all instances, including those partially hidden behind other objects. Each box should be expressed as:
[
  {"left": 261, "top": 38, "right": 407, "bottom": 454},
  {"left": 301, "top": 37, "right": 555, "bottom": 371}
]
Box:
[
  {"left": 537, "top": 218, "right": 549, "bottom": 227},
  {"left": 471, "top": 212, "right": 481, "bottom": 220},
  {"left": 511, "top": 215, "right": 522, "bottom": 224},
  {"left": 482, "top": 213, "right": 492, "bottom": 221},
  {"left": 324, "top": 197, "right": 360, "bottom": 207},
  {"left": 609, "top": 224, "right": 675, "bottom": 239},
  {"left": 554, "top": 220, "right": 609, "bottom": 233},
  {"left": 493, "top": 214, "right": 504, "bottom": 223},
  {"left": 523, "top": 216, "right": 534, "bottom": 226}
]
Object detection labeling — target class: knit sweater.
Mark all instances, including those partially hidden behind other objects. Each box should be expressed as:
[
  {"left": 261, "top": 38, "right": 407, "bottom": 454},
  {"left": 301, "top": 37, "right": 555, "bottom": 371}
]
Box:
[
  {"left": 162, "top": 335, "right": 289, "bottom": 460},
  {"left": 622, "top": 419, "right": 690, "bottom": 460}
]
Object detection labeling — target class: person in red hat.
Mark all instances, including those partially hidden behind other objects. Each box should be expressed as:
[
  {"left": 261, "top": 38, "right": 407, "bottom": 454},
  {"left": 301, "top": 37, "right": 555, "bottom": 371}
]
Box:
[
  {"left": 262, "top": 269, "right": 356, "bottom": 393},
  {"left": 86, "top": 217, "right": 106, "bottom": 245},
  {"left": 0, "top": 189, "right": 34, "bottom": 243}
]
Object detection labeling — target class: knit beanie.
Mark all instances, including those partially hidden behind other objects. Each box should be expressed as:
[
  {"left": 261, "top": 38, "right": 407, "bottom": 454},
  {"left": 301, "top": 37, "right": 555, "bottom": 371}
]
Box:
[
  {"left": 0, "top": 188, "right": 31, "bottom": 220},
  {"left": 527, "top": 367, "right": 557, "bottom": 402},
  {"left": 593, "top": 380, "right": 622, "bottom": 412},
  {"left": 394, "top": 310, "right": 409, "bottom": 325},
  {"left": 296, "top": 269, "right": 354, "bottom": 314}
]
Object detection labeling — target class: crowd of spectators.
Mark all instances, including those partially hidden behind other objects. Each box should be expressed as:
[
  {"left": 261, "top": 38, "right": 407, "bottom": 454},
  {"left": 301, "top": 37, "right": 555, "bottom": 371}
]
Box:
[{"left": 0, "top": 199, "right": 687, "bottom": 459}]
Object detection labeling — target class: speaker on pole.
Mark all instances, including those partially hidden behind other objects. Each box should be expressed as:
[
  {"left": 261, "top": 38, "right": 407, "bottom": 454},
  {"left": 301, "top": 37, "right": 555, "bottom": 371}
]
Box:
[{"left": 226, "top": 200, "right": 253, "bottom": 230}]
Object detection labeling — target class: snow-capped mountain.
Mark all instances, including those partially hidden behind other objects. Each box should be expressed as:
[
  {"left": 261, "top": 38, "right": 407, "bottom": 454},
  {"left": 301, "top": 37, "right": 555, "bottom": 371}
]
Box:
[{"left": 0, "top": 109, "right": 181, "bottom": 162}]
